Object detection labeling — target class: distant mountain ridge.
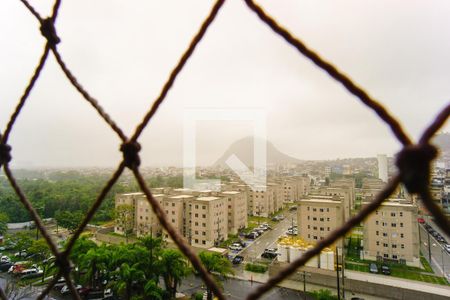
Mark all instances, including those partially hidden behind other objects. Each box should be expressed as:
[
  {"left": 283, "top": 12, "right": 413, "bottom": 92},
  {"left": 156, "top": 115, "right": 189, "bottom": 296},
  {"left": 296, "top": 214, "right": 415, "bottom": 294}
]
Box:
[{"left": 213, "top": 136, "right": 302, "bottom": 167}]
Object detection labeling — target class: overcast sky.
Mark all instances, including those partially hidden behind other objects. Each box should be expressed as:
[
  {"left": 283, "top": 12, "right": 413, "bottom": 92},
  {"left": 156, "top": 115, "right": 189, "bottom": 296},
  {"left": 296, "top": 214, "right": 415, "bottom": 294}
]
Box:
[{"left": 1, "top": 0, "right": 449, "bottom": 168}]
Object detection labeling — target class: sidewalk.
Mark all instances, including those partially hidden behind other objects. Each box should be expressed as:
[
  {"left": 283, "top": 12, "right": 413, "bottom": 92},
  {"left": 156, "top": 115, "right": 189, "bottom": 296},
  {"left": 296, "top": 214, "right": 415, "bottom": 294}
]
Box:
[
  {"left": 232, "top": 270, "right": 386, "bottom": 300},
  {"left": 345, "top": 270, "right": 450, "bottom": 297}
]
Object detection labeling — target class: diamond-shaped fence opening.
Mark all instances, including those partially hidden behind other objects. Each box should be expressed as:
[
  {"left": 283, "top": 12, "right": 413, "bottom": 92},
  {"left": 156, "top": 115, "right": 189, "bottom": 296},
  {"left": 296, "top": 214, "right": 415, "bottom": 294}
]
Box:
[{"left": 0, "top": 0, "right": 449, "bottom": 299}]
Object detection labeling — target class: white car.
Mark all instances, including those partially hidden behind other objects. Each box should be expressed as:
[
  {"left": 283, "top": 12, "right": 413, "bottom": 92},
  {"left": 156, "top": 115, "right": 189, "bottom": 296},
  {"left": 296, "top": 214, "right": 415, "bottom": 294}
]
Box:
[
  {"left": 445, "top": 244, "right": 450, "bottom": 254},
  {"left": 60, "top": 284, "right": 83, "bottom": 295},
  {"left": 229, "top": 244, "right": 243, "bottom": 251},
  {"left": 0, "top": 256, "right": 10, "bottom": 263}
]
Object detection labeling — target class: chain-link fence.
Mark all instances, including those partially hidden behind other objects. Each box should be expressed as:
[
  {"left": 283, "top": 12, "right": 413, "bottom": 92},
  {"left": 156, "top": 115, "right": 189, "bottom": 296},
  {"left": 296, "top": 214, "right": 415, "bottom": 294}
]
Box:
[{"left": 0, "top": 0, "right": 449, "bottom": 299}]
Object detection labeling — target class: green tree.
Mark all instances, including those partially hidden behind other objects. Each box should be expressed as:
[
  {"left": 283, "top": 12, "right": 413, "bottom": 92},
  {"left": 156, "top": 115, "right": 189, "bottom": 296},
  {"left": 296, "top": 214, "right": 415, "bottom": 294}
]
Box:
[
  {"left": 138, "top": 235, "right": 165, "bottom": 280},
  {"left": 79, "top": 245, "right": 111, "bottom": 289},
  {"left": 114, "top": 204, "right": 134, "bottom": 243},
  {"left": 143, "top": 280, "right": 164, "bottom": 300},
  {"left": 160, "top": 249, "right": 190, "bottom": 299},
  {"left": 54, "top": 210, "right": 83, "bottom": 233},
  {"left": 28, "top": 239, "right": 51, "bottom": 261},
  {"left": 0, "top": 212, "right": 9, "bottom": 235},
  {"left": 199, "top": 251, "right": 234, "bottom": 300},
  {"left": 11, "top": 232, "right": 33, "bottom": 257},
  {"left": 114, "top": 263, "right": 145, "bottom": 300}
]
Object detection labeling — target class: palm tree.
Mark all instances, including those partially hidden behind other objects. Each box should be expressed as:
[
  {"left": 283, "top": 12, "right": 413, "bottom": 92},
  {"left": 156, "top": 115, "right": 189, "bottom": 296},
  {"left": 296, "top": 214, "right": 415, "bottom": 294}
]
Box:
[
  {"left": 160, "top": 249, "right": 190, "bottom": 299},
  {"left": 79, "top": 245, "right": 111, "bottom": 289},
  {"left": 199, "top": 251, "right": 234, "bottom": 300},
  {"left": 143, "top": 280, "right": 164, "bottom": 300},
  {"left": 138, "top": 235, "right": 165, "bottom": 280},
  {"left": 114, "top": 262, "right": 145, "bottom": 300}
]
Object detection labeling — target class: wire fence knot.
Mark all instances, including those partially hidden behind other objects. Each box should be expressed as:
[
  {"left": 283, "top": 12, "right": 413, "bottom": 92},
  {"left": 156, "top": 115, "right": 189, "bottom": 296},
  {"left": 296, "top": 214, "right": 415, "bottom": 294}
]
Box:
[
  {"left": 0, "top": 135, "right": 12, "bottom": 167},
  {"left": 120, "top": 141, "right": 141, "bottom": 169},
  {"left": 40, "top": 18, "right": 60, "bottom": 46},
  {"left": 395, "top": 143, "right": 438, "bottom": 194}
]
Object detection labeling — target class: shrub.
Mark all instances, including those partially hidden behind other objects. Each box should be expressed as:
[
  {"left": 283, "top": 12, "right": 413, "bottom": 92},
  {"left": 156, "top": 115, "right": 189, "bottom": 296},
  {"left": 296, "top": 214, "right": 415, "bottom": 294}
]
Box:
[{"left": 245, "top": 263, "right": 268, "bottom": 273}]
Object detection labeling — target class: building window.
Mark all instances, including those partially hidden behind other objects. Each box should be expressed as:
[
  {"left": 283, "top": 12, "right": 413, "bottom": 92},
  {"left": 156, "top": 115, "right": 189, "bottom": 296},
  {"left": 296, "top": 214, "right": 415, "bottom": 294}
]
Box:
[
  {"left": 320, "top": 218, "right": 324, "bottom": 222},
  {"left": 195, "top": 213, "right": 198, "bottom": 217},
  {"left": 195, "top": 205, "right": 198, "bottom": 209},
  {"left": 307, "top": 225, "right": 310, "bottom": 229},
  {"left": 400, "top": 223, "right": 403, "bottom": 227},
  {"left": 308, "top": 234, "right": 310, "bottom": 238},
  {"left": 375, "top": 221, "right": 379, "bottom": 225},
  {"left": 202, "top": 205, "right": 206, "bottom": 209},
  {"left": 172, "top": 219, "right": 175, "bottom": 223},
  {"left": 202, "top": 240, "right": 206, "bottom": 245},
  {"left": 313, "top": 226, "right": 317, "bottom": 230},
  {"left": 195, "top": 239, "right": 198, "bottom": 243},
  {"left": 313, "top": 217, "right": 317, "bottom": 221},
  {"left": 327, "top": 208, "right": 330, "bottom": 212},
  {"left": 383, "top": 232, "right": 387, "bottom": 237},
  {"left": 399, "top": 212, "right": 403, "bottom": 217},
  {"left": 392, "top": 255, "right": 398, "bottom": 259},
  {"left": 202, "top": 231, "right": 206, "bottom": 236},
  {"left": 202, "top": 214, "right": 206, "bottom": 218},
  {"left": 400, "top": 233, "right": 404, "bottom": 238},
  {"left": 307, "top": 216, "right": 310, "bottom": 220},
  {"left": 383, "top": 243, "right": 388, "bottom": 248},
  {"left": 327, "top": 218, "right": 330, "bottom": 221},
  {"left": 384, "top": 253, "right": 389, "bottom": 258},
  {"left": 327, "top": 227, "right": 330, "bottom": 231},
  {"left": 391, "top": 212, "right": 396, "bottom": 217},
  {"left": 195, "top": 222, "right": 198, "bottom": 226},
  {"left": 320, "top": 208, "right": 324, "bottom": 212},
  {"left": 202, "top": 223, "right": 206, "bottom": 227},
  {"left": 392, "top": 244, "right": 397, "bottom": 248},
  {"left": 195, "top": 231, "right": 198, "bottom": 234},
  {"left": 320, "top": 227, "right": 324, "bottom": 231},
  {"left": 401, "top": 244, "right": 404, "bottom": 249},
  {"left": 376, "top": 241, "right": 380, "bottom": 246},
  {"left": 172, "top": 203, "right": 175, "bottom": 207},
  {"left": 376, "top": 231, "right": 379, "bottom": 236},
  {"left": 313, "top": 236, "right": 318, "bottom": 240},
  {"left": 313, "top": 208, "right": 317, "bottom": 212},
  {"left": 391, "top": 223, "right": 396, "bottom": 227}
]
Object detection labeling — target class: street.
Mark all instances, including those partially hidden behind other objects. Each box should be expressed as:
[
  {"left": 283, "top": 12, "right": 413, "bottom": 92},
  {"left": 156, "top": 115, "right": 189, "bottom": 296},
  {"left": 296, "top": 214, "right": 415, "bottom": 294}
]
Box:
[
  {"left": 239, "top": 211, "right": 296, "bottom": 261},
  {"left": 419, "top": 222, "right": 450, "bottom": 278},
  {"left": 178, "top": 274, "right": 314, "bottom": 300}
]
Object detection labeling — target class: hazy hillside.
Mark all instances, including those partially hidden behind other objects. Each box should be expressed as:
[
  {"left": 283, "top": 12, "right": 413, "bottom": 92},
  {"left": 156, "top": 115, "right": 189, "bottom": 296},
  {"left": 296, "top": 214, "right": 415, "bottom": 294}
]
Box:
[{"left": 214, "top": 136, "right": 302, "bottom": 167}]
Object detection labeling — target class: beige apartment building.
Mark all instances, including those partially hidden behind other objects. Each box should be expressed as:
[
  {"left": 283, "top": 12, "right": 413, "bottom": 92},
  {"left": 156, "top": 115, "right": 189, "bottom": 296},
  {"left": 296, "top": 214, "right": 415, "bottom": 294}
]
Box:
[
  {"left": 189, "top": 196, "right": 228, "bottom": 248},
  {"left": 222, "top": 191, "right": 248, "bottom": 234},
  {"left": 114, "top": 192, "right": 143, "bottom": 235},
  {"left": 362, "top": 199, "right": 420, "bottom": 266},
  {"left": 297, "top": 196, "right": 344, "bottom": 244},
  {"left": 330, "top": 178, "right": 355, "bottom": 209},
  {"left": 136, "top": 194, "right": 164, "bottom": 237},
  {"left": 278, "top": 176, "right": 310, "bottom": 203},
  {"left": 312, "top": 187, "right": 351, "bottom": 221}
]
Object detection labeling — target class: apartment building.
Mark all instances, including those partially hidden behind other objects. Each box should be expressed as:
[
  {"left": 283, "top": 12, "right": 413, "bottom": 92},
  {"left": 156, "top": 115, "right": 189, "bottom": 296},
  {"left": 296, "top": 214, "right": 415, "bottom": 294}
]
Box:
[
  {"left": 330, "top": 178, "right": 355, "bottom": 209},
  {"left": 362, "top": 199, "right": 420, "bottom": 266},
  {"left": 114, "top": 192, "right": 142, "bottom": 235},
  {"left": 279, "top": 176, "right": 310, "bottom": 203},
  {"left": 312, "top": 187, "right": 351, "bottom": 221},
  {"left": 136, "top": 194, "right": 164, "bottom": 237},
  {"left": 222, "top": 191, "right": 248, "bottom": 234},
  {"left": 163, "top": 195, "right": 193, "bottom": 238},
  {"left": 189, "top": 196, "right": 228, "bottom": 248},
  {"left": 297, "top": 196, "right": 344, "bottom": 244}
]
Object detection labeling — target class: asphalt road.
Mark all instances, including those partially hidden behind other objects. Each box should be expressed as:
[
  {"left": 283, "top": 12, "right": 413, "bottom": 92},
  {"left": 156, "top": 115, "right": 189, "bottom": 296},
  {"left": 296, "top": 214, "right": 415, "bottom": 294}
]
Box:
[
  {"left": 179, "top": 274, "right": 314, "bottom": 300},
  {"left": 239, "top": 211, "right": 297, "bottom": 261},
  {"left": 419, "top": 223, "right": 450, "bottom": 278}
]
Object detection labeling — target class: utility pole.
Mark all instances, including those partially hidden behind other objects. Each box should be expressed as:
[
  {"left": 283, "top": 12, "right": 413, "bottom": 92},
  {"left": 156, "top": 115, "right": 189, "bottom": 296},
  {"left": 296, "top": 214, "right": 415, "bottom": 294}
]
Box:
[
  {"left": 336, "top": 248, "right": 341, "bottom": 300},
  {"left": 427, "top": 230, "right": 432, "bottom": 263}
]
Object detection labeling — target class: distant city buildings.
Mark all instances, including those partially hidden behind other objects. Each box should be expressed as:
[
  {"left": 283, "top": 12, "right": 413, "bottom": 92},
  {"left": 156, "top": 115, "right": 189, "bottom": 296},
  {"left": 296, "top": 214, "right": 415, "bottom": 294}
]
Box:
[{"left": 377, "top": 154, "right": 388, "bottom": 183}]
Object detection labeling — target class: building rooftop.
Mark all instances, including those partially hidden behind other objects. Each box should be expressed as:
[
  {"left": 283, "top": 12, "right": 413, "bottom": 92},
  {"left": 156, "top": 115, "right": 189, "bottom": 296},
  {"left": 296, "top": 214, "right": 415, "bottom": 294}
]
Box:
[
  {"left": 169, "top": 195, "right": 193, "bottom": 200},
  {"left": 299, "top": 198, "right": 341, "bottom": 204},
  {"left": 196, "top": 196, "right": 221, "bottom": 201},
  {"left": 121, "top": 192, "right": 144, "bottom": 196},
  {"left": 222, "top": 191, "right": 240, "bottom": 195}
]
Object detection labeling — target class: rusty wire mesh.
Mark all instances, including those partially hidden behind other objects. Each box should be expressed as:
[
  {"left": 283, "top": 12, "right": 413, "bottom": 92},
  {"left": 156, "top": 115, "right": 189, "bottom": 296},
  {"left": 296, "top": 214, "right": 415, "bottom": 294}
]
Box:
[{"left": 0, "top": 0, "right": 449, "bottom": 299}]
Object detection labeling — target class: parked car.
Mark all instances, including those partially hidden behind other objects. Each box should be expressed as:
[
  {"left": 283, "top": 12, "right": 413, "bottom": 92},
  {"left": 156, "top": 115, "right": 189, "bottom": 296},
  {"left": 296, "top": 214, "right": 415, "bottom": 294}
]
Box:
[
  {"left": 246, "top": 232, "right": 258, "bottom": 240},
  {"left": 262, "top": 248, "right": 278, "bottom": 259},
  {"left": 436, "top": 235, "right": 447, "bottom": 244},
  {"left": 0, "top": 262, "right": 12, "bottom": 272},
  {"left": 289, "top": 206, "right": 297, "bottom": 211},
  {"left": 229, "top": 244, "right": 243, "bottom": 251},
  {"left": 20, "top": 267, "right": 43, "bottom": 279},
  {"left": 444, "top": 244, "right": 450, "bottom": 254},
  {"left": 381, "top": 265, "right": 391, "bottom": 275},
  {"left": 417, "top": 218, "right": 425, "bottom": 224},
  {"left": 0, "top": 246, "right": 5, "bottom": 251},
  {"left": 232, "top": 255, "right": 244, "bottom": 265},
  {"left": 286, "top": 229, "right": 298, "bottom": 236},
  {"left": 60, "top": 284, "right": 83, "bottom": 295},
  {"left": 369, "top": 263, "right": 378, "bottom": 274},
  {"left": 14, "top": 251, "right": 28, "bottom": 258},
  {"left": 0, "top": 256, "right": 10, "bottom": 264}
]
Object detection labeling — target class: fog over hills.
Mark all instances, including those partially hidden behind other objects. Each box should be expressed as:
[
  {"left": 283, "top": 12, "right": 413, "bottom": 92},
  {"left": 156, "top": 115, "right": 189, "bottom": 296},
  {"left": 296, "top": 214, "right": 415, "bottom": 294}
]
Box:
[{"left": 214, "top": 136, "right": 303, "bottom": 167}]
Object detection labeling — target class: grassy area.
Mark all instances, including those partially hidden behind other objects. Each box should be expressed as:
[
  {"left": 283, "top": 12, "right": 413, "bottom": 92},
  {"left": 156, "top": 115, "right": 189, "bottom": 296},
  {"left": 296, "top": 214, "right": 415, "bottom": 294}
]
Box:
[
  {"left": 345, "top": 262, "right": 448, "bottom": 285},
  {"left": 218, "top": 234, "right": 238, "bottom": 248},
  {"left": 245, "top": 263, "right": 268, "bottom": 273}
]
